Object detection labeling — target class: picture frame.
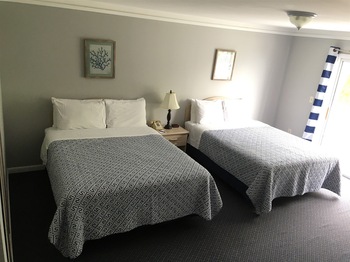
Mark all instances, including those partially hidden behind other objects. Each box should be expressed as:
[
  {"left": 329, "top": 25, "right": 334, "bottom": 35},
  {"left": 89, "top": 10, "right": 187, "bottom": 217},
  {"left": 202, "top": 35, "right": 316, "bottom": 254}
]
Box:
[
  {"left": 211, "top": 49, "right": 236, "bottom": 81},
  {"left": 84, "top": 39, "right": 116, "bottom": 78}
]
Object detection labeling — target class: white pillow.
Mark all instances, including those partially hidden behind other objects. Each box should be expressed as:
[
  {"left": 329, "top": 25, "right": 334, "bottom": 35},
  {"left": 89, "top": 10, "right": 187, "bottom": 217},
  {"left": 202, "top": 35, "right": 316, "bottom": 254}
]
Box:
[
  {"left": 105, "top": 98, "right": 147, "bottom": 128},
  {"left": 52, "top": 97, "right": 106, "bottom": 130},
  {"left": 223, "top": 99, "right": 244, "bottom": 122},
  {"left": 192, "top": 99, "right": 225, "bottom": 125}
]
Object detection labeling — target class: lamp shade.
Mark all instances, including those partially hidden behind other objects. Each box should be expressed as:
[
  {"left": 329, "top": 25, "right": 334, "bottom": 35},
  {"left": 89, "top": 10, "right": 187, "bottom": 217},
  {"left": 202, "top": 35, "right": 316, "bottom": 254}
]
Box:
[
  {"left": 286, "top": 11, "right": 317, "bottom": 30},
  {"left": 160, "top": 90, "right": 180, "bottom": 110}
]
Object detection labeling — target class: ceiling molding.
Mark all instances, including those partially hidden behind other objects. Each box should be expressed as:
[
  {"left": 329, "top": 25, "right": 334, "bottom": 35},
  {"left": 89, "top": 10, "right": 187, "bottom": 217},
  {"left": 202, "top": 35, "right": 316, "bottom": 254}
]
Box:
[{"left": 5, "top": 0, "right": 350, "bottom": 40}]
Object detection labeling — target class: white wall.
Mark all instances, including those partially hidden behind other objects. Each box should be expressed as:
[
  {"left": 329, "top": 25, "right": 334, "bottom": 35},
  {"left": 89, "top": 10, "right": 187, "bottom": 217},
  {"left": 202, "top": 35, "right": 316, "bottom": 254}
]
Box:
[{"left": 0, "top": 2, "right": 292, "bottom": 168}]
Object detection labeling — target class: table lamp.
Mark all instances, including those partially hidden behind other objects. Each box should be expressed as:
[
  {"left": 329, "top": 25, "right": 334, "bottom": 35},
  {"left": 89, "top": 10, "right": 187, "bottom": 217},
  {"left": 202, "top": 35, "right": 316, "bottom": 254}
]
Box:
[{"left": 160, "top": 90, "right": 180, "bottom": 129}]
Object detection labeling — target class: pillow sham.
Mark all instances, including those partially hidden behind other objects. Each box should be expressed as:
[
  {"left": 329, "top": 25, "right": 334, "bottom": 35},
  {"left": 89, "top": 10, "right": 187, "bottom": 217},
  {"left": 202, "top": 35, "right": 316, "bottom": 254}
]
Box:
[
  {"left": 52, "top": 97, "right": 106, "bottom": 130},
  {"left": 190, "top": 99, "right": 197, "bottom": 123},
  {"left": 192, "top": 99, "right": 225, "bottom": 125},
  {"left": 105, "top": 98, "right": 147, "bottom": 128},
  {"left": 223, "top": 99, "right": 244, "bottom": 122}
]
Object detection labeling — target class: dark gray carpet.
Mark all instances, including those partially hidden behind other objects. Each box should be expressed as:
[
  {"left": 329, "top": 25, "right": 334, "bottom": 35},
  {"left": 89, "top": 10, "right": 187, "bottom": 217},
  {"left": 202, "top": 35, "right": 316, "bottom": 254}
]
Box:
[{"left": 9, "top": 170, "right": 350, "bottom": 262}]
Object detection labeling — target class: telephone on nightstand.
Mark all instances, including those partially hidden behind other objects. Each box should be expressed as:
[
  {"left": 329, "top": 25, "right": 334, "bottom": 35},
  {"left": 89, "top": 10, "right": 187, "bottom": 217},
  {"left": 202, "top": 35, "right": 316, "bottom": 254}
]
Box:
[{"left": 150, "top": 120, "right": 164, "bottom": 130}]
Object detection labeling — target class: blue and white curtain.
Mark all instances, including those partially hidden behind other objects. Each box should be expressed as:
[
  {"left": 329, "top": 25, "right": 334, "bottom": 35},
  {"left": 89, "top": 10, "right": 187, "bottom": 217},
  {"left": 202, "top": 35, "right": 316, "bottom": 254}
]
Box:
[{"left": 302, "top": 46, "right": 340, "bottom": 142}]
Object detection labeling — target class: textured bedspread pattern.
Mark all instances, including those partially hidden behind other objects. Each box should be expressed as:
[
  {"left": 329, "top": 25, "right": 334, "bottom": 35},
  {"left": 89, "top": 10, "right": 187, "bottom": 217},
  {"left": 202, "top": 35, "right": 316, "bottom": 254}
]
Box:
[
  {"left": 199, "top": 126, "right": 341, "bottom": 214},
  {"left": 46, "top": 135, "right": 222, "bottom": 258}
]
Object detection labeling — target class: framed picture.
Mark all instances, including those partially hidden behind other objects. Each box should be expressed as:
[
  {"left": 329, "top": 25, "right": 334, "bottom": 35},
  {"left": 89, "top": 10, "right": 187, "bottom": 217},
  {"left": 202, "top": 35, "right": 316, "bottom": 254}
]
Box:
[
  {"left": 211, "top": 49, "right": 236, "bottom": 81},
  {"left": 84, "top": 39, "right": 115, "bottom": 78}
]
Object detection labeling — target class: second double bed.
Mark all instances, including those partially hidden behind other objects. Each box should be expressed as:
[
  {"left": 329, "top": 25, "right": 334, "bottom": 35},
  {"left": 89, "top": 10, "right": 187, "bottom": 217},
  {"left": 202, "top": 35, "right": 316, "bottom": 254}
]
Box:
[{"left": 185, "top": 98, "right": 341, "bottom": 214}]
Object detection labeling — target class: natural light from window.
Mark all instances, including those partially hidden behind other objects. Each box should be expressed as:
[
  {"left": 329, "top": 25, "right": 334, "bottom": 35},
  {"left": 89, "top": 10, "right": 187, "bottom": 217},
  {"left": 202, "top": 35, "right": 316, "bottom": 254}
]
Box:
[{"left": 321, "top": 59, "right": 350, "bottom": 178}]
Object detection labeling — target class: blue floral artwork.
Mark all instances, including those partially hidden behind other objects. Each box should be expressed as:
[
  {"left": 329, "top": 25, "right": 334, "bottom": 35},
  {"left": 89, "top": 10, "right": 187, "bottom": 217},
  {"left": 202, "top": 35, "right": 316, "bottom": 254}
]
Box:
[
  {"left": 84, "top": 39, "right": 115, "bottom": 78},
  {"left": 90, "top": 46, "right": 111, "bottom": 71}
]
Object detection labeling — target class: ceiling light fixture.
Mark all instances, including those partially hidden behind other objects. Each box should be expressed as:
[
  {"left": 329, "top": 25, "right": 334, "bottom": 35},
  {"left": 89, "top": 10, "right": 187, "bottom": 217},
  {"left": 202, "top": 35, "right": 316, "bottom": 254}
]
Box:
[{"left": 286, "top": 10, "right": 317, "bottom": 30}]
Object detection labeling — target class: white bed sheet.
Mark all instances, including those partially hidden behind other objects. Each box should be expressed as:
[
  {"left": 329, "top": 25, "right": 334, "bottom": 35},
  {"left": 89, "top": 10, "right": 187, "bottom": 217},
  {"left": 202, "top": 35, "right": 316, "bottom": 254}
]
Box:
[
  {"left": 40, "top": 126, "right": 160, "bottom": 165},
  {"left": 185, "top": 119, "right": 268, "bottom": 149}
]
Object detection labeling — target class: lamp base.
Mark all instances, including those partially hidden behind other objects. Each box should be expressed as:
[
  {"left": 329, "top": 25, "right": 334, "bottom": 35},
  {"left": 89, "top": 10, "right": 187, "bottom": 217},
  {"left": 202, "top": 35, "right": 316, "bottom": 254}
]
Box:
[{"left": 164, "top": 109, "right": 172, "bottom": 129}]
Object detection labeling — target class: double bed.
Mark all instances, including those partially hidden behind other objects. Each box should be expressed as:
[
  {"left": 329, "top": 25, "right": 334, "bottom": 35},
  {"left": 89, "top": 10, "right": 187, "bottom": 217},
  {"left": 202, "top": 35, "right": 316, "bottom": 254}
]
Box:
[
  {"left": 185, "top": 97, "right": 341, "bottom": 214},
  {"left": 41, "top": 97, "right": 222, "bottom": 258}
]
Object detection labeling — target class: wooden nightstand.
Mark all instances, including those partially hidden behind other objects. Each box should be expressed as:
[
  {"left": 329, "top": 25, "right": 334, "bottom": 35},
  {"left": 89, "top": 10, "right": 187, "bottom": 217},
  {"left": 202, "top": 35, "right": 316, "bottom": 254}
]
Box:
[{"left": 159, "top": 126, "right": 189, "bottom": 151}]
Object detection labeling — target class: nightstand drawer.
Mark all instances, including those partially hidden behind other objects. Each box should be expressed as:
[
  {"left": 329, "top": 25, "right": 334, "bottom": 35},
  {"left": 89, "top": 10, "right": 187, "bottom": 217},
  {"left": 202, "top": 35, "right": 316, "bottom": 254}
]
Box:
[
  {"left": 165, "top": 134, "right": 187, "bottom": 146},
  {"left": 158, "top": 127, "right": 189, "bottom": 151}
]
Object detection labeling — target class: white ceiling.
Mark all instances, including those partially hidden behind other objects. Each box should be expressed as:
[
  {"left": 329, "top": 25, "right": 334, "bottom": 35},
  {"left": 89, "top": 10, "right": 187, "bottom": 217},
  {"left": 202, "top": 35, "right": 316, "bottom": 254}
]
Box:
[{"left": 12, "top": 0, "right": 350, "bottom": 40}]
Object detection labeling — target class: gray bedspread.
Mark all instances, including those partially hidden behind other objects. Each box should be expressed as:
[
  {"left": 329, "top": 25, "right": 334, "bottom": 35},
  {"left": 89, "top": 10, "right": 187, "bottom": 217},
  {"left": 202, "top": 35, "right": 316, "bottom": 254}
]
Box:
[
  {"left": 198, "top": 125, "right": 341, "bottom": 214},
  {"left": 46, "top": 134, "right": 222, "bottom": 258}
]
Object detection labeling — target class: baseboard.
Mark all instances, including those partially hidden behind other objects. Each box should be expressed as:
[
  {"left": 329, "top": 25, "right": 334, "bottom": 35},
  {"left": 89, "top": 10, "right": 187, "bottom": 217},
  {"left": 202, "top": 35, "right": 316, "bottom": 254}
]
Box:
[{"left": 7, "top": 165, "right": 46, "bottom": 174}]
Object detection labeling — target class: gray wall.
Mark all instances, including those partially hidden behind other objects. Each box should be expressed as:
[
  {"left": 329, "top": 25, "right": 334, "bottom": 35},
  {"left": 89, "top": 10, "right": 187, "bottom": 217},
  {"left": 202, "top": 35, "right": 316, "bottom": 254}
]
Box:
[
  {"left": 0, "top": 2, "right": 292, "bottom": 168},
  {"left": 1, "top": 2, "right": 348, "bottom": 169},
  {"left": 274, "top": 37, "right": 350, "bottom": 137}
]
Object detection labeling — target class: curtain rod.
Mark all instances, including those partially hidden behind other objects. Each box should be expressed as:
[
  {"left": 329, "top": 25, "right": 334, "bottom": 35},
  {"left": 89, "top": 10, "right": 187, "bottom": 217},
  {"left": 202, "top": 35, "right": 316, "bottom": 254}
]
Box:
[{"left": 333, "top": 47, "right": 350, "bottom": 54}]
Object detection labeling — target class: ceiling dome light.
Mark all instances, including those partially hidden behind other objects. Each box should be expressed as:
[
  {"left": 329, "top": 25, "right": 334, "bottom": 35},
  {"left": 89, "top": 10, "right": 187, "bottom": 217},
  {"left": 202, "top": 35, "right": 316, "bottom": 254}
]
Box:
[{"left": 286, "top": 10, "right": 317, "bottom": 30}]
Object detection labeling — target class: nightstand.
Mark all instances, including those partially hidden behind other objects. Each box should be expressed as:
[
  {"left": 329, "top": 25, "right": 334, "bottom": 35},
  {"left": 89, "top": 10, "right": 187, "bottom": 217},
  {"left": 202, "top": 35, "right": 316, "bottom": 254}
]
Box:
[{"left": 159, "top": 126, "right": 189, "bottom": 151}]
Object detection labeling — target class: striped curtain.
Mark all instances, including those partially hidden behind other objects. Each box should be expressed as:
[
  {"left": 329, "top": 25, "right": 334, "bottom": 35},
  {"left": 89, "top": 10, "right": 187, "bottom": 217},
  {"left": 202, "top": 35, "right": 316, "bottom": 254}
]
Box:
[{"left": 302, "top": 46, "right": 340, "bottom": 142}]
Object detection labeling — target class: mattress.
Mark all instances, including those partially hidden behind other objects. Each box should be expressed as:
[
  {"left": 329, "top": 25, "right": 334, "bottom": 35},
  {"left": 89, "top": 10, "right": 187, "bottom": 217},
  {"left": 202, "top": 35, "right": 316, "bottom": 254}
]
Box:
[
  {"left": 41, "top": 127, "right": 223, "bottom": 258},
  {"left": 185, "top": 119, "right": 267, "bottom": 149},
  {"left": 40, "top": 126, "right": 159, "bottom": 164}
]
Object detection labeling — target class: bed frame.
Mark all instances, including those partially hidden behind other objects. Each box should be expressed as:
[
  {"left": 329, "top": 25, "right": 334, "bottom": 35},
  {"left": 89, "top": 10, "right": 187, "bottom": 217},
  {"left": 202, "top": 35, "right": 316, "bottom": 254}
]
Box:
[{"left": 186, "top": 143, "right": 250, "bottom": 201}]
